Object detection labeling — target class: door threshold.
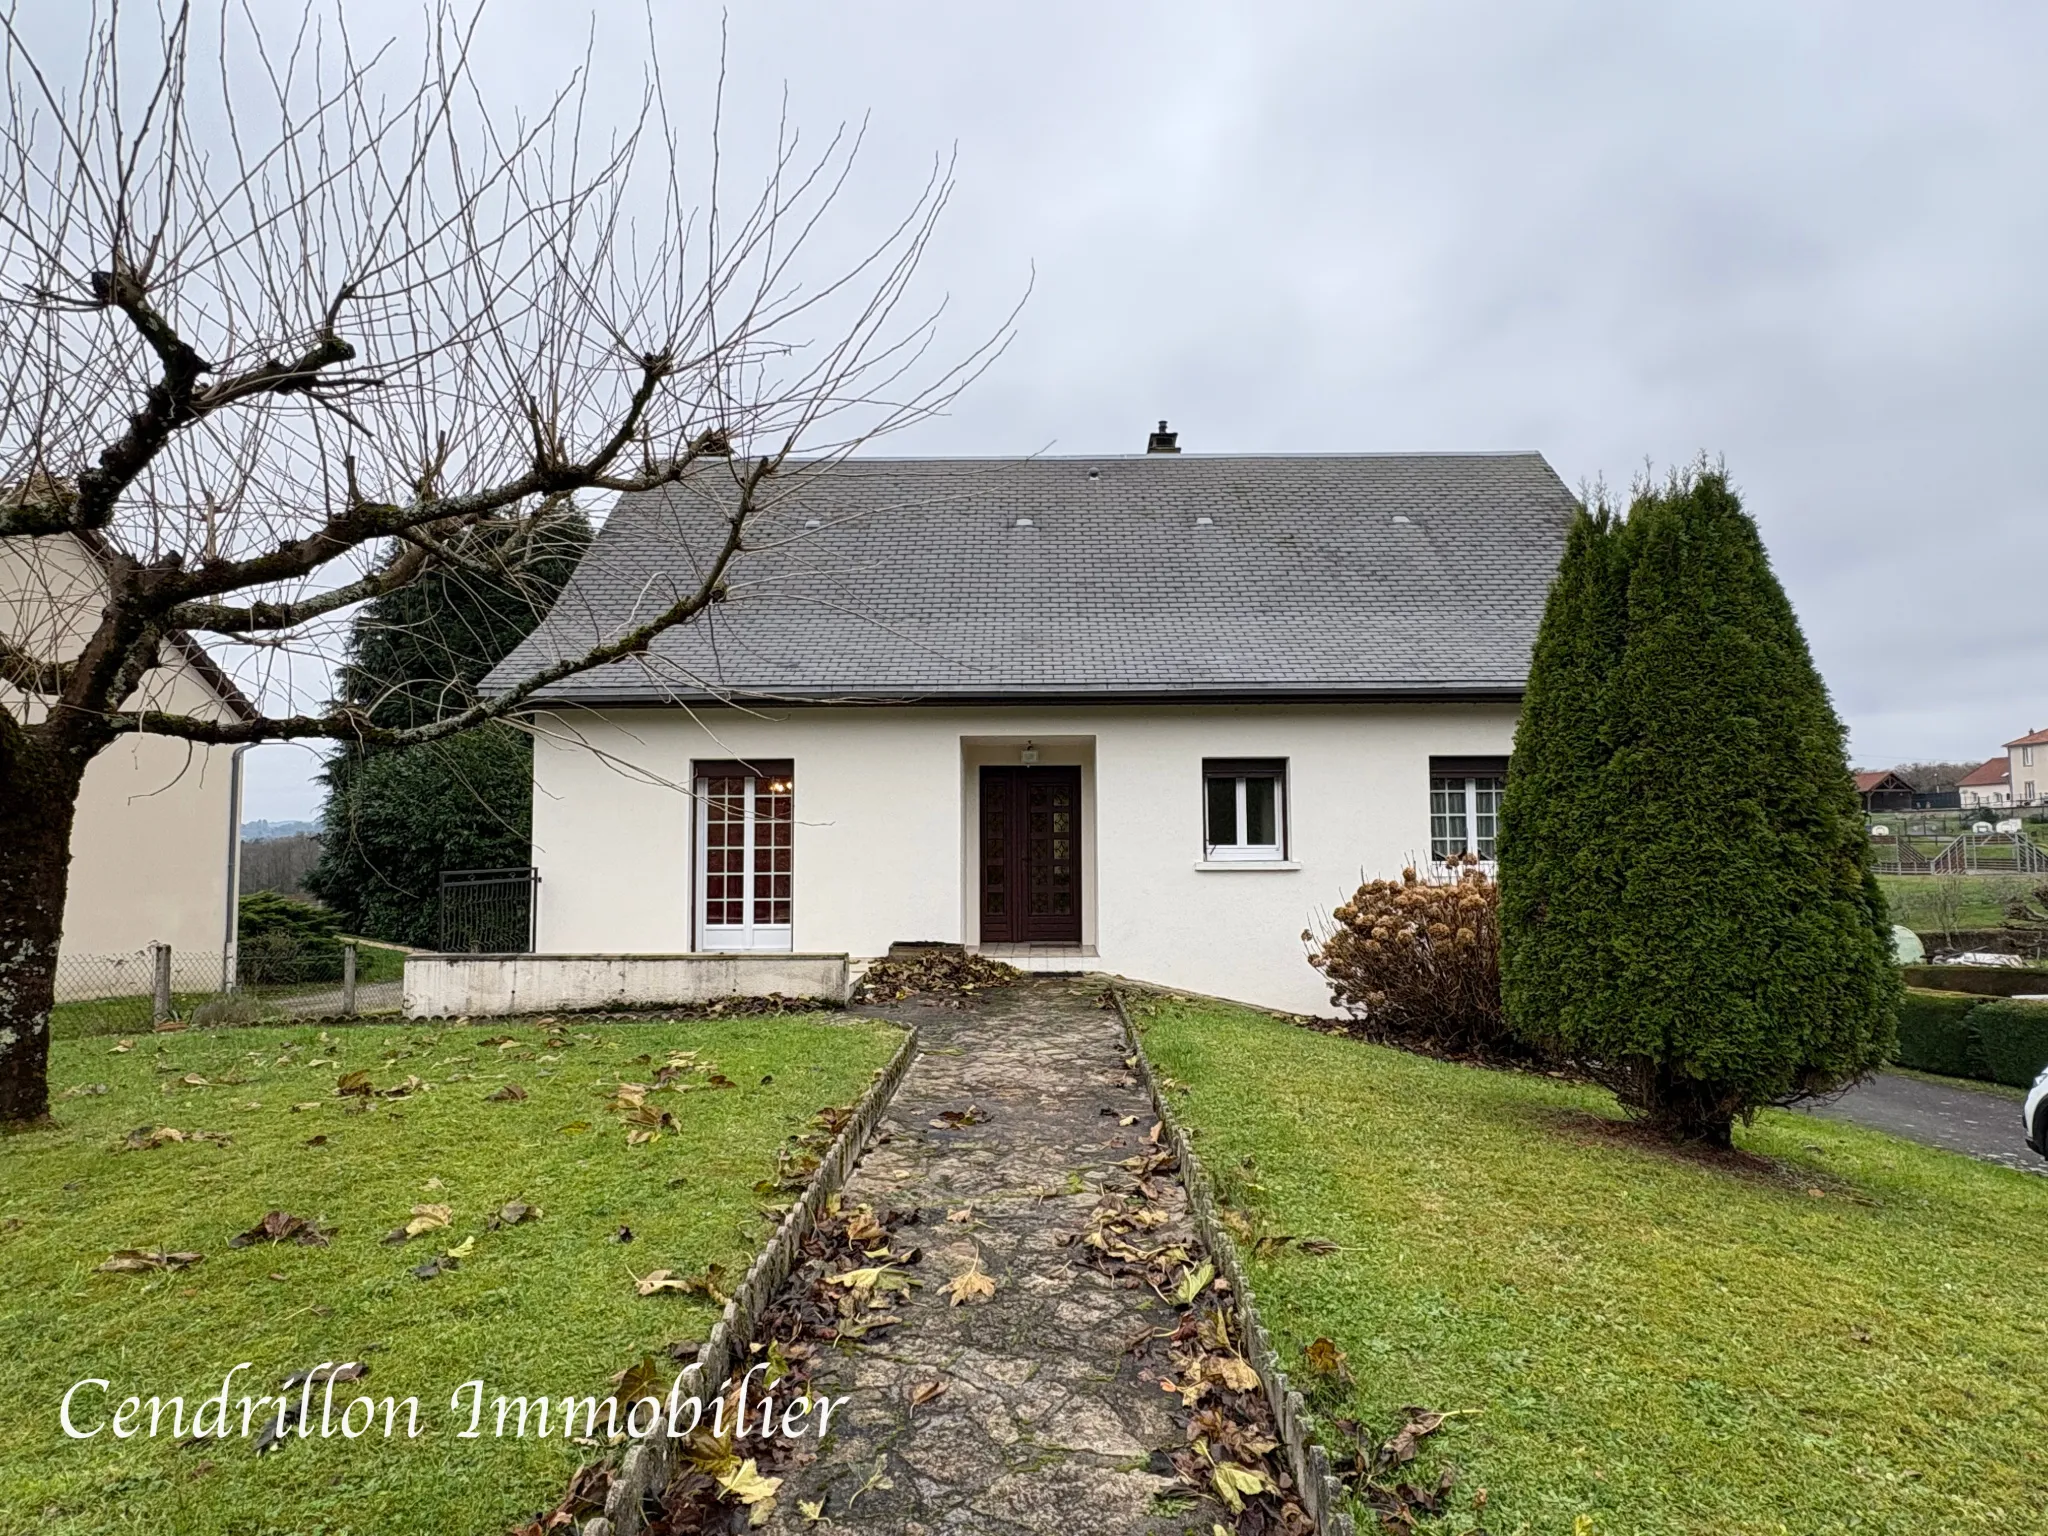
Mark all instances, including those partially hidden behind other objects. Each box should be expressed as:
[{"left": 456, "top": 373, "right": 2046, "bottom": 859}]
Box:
[{"left": 972, "top": 943, "right": 1098, "bottom": 960}]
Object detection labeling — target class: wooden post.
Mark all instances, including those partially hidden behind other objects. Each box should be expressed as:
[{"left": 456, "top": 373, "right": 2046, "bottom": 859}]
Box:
[
  {"left": 150, "top": 943, "right": 172, "bottom": 1025},
  {"left": 342, "top": 943, "right": 358, "bottom": 1017}
]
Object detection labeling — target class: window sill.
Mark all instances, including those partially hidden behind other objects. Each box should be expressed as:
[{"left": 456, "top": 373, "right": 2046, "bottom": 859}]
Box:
[{"left": 1194, "top": 859, "right": 1301, "bottom": 872}]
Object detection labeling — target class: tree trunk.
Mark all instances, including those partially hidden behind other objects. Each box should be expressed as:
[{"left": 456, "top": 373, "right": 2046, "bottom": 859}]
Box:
[{"left": 0, "top": 717, "right": 88, "bottom": 1126}]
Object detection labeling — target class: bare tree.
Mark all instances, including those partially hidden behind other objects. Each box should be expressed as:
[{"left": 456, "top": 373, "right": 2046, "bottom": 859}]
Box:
[{"left": 0, "top": 3, "right": 1008, "bottom": 1123}]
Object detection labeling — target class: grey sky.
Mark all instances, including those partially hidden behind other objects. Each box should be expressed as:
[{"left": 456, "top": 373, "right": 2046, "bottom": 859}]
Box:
[{"left": 243, "top": 0, "right": 2048, "bottom": 817}]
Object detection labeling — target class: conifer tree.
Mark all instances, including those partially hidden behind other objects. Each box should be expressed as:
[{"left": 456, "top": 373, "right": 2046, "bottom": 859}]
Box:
[
  {"left": 305, "top": 507, "right": 589, "bottom": 943},
  {"left": 1501, "top": 467, "right": 1898, "bottom": 1144}
]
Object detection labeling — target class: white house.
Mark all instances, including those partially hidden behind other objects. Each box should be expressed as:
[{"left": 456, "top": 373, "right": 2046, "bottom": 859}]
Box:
[
  {"left": 0, "top": 533, "right": 252, "bottom": 998},
  {"left": 1958, "top": 755, "right": 2012, "bottom": 811},
  {"left": 485, "top": 443, "right": 1573, "bottom": 1016},
  {"left": 2008, "top": 728, "right": 2048, "bottom": 808}
]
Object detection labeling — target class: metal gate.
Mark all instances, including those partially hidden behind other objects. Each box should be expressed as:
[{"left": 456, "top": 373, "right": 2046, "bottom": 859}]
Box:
[{"left": 438, "top": 868, "right": 539, "bottom": 953}]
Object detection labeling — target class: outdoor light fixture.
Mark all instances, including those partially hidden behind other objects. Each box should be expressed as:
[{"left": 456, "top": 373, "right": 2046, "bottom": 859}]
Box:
[{"left": 1020, "top": 742, "right": 1040, "bottom": 765}]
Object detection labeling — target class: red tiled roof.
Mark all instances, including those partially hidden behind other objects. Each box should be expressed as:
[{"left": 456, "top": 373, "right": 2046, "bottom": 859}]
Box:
[
  {"left": 1853, "top": 770, "right": 1910, "bottom": 792},
  {"left": 1959, "top": 757, "right": 2011, "bottom": 787},
  {"left": 2005, "top": 727, "right": 2048, "bottom": 748}
]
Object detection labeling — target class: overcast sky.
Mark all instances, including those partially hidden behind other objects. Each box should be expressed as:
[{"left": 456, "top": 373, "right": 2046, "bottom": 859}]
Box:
[{"left": 244, "top": 0, "right": 2048, "bottom": 819}]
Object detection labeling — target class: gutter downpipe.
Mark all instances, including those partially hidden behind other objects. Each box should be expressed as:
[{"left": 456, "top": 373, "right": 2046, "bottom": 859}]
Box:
[{"left": 222, "top": 745, "right": 249, "bottom": 992}]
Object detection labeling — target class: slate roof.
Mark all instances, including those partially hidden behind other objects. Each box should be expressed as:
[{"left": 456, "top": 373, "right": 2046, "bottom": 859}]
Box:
[{"left": 485, "top": 452, "right": 1576, "bottom": 706}]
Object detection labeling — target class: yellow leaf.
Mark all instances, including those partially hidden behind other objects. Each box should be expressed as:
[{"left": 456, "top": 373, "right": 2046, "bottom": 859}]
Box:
[
  {"left": 1172, "top": 1259, "right": 1215, "bottom": 1306},
  {"left": 1211, "top": 1354, "right": 1260, "bottom": 1392},
  {"left": 942, "top": 1262, "right": 997, "bottom": 1306},
  {"left": 402, "top": 1203, "right": 452, "bottom": 1238},
  {"left": 1211, "top": 1462, "right": 1269, "bottom": 1513},
  {"left": 445, "top": 1235, "right": 476, "bottom": 1260},
  {"left": 799, "top": 1497, "right": 825, "bottom": 1520},
  {"left": 717, "top": 1457, "right": 782, "bottom": 1506}
]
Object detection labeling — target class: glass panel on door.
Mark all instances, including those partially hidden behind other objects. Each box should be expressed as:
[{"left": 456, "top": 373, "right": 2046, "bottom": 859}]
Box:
[{"left": 697, "top": 770, "right": 794, "bottom": 952}]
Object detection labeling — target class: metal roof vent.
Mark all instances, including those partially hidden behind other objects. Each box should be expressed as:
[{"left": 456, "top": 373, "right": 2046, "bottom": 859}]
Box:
[
  {"left": 1195, "top": 514, "right": 1214, "bottom": 526},
  {"left": 1013, "top": 516, "right": 1035, "bottom": 528},
  {"left": 1145, "top": 419, "right": 1180, "bottom": 454}
]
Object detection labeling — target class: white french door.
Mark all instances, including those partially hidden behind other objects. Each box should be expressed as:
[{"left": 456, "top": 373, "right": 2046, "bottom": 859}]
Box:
[{"left": 696, "top": 769, "right": 794, "bottom": 952}]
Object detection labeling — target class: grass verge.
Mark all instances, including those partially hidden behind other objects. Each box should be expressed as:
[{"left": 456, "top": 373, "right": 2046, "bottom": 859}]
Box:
[
  {"left": 1132, "top": 992, "right": 2048, "bottom": 1535},
  {"left": 0, "top": 1012, "right": 900, "bottom": 1535}
]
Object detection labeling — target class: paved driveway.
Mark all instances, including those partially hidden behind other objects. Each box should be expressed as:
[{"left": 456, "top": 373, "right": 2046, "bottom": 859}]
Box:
[{"left": 1804, "top": 1072, "right": 2044, "bottom": 1176}]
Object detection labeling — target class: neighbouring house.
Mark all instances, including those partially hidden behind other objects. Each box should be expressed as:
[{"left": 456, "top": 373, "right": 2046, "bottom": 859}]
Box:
[
  {"left": 2009, "top": 728, "right": 2048, "bottom": 808},
  {"left": 0, "top": 533, "right": 253, "bottom": 999},
  {"left": 483, "top": 441, "right": 1574, "bottom": 1015},
  {"left": 1958, "top": 756, "right": 2013, "bottom": 811},
  {"left": 1853, "top": 770, "right": 1916, "bottom": 813}
]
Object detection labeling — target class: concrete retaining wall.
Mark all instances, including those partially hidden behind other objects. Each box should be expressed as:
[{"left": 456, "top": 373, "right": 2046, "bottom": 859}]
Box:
[{"left": 403, "top": 952, "right": 851, "bottom": 1018}]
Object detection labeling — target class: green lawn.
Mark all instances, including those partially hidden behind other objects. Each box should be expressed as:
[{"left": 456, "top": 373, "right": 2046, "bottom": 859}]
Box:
[
  {"left": 1133, "top": 994, "right": 2048, "bottom": 1536},
  {"left": 1878, "top": 873, "right": 2044, "bottom": 932},
  {"left": 0, "top": 1012, "right": 900, "bottom": 1535}
]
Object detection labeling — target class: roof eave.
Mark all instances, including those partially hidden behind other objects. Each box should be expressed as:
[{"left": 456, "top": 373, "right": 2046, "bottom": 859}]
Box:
[{"left": 508, "top": 681, "right": 1529, "bottom": 711}]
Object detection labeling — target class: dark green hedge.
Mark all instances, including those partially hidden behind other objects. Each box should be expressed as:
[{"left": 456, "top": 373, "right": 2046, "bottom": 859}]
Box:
[
  {"left": 1893, "top": 989, "right": 1988, "bottom": 1078},
  {"left": 238, "top": 891, "right": 344, "bottom": 984},
  {"left": 1969, "top": 999, "right": 2048, "bottom": 1089}
]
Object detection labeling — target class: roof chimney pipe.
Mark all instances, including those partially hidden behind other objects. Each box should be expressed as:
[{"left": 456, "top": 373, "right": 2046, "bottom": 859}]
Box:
[{"left": 1145, "top": 420, "right": 1180, "bottom": 454}]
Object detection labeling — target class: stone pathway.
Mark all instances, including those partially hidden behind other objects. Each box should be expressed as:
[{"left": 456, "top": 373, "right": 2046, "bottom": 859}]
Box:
[{"left": 762, "top": 976, "right": 1199, "bottom": 1534}]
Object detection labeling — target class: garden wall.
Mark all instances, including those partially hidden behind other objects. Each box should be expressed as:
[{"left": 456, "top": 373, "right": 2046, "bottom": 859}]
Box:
[{"left": 403, "top": 952, "right": 850, "bottom": 1017}]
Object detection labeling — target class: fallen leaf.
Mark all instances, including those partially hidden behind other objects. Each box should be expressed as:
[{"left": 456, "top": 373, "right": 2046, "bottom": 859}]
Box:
[
  {"left": 1213, "top": 1354, "right": 1262, "bottom": 1392},
  {"left": 110, "top": 1040, "right": 134, "bottom": 1053},
  {"left": 946, "top": 1207, "right": 974, "bottom": 1224},
  {"left": 716, "top": 1457, "right": 781, "bottom": 1507},
  {"left": 942, "top": 1262, "right": 997, "bottom": 1306},
  {"left": 1211, "top": 1462, "right": 1270, "bottom": 1514},
  {"left": 799, "top": 1497, "right": 825, "bottom": 1520},
  {"left": 1172, "top": 1259, "right": 1216, "bottom": 1307},
  {"left": 180, "top": 1074, "right": 209, "bottom": 1087},
  {"left": 1383, "top": 1408, "right": 1449, "bottom": 1465},
  {"left": 1118, "top": 1114, "right": 1137, "bottom": 1127},
  {"left": 334, "top": 1071, "right": 374, "bottom": 1098},
  {"left": 1303, "top": 1336, "right": 1350, "bottom": 1381},
  {"left": 61, "top": 1083, "right": 109, "bottom": 1098},
  {"left": 98, "top": 1248, "right": 204, "bottom": 1274},
  {"left": 1296, "top": 1237, "right": 1340, "bottom": 1256},
  {"left": 486, "top": 1083, "right": 528, "bottom": 1102},
  {"left": 445, "top": 1235, "right": 476, "bottom": 1260},
  {"left": 613, "top": 1225, "right": 634, "bottom": 1243},
  {"left": 304, "top": 1134, "right": 328, "bottom": 1147},
  {"left": 844, "top": 1207, "right": 888, "bottom": 1243},
  {"left": 290, "top": 1101, "right": 321, "bottom": 1113},
  {"left": 556, "top": 1121, "right": 591, "bottom": 1135},
  {"left": 907, "top": 1380, "right": 947, "bottom": 1408},
  {"left": 228, "top": 1211, "right": 335, "bottom": 1249},
  {"left": 489, "top": 1200, "right": 540, "bottom": 1229},
  {"left": 635, "top": 1264, "right": 729, "bottom": 1301},
  {"left": 928, "top": 1106, "right": 988, "bottom": 1129}
]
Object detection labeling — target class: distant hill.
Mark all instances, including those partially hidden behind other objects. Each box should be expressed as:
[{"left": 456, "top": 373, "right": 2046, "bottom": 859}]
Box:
[{"left": 241, "top": 819, "right": 322, "bottom": 842}]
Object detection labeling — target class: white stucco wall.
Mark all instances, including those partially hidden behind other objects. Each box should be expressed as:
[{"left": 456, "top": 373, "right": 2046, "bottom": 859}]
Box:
[
  {"left": 1, "top": 535, "right": 244, "bottom": 988},
  {"left": 527, "top": 701, "right": 1517, "bottom": 1016}
]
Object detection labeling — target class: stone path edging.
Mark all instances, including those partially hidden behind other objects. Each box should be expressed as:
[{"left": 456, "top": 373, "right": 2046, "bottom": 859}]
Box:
[
  {"left": 1110, "top": 986, "right": 1358, "bottom": 1536},
  {"left": 584, "top": 1021, "right": 922, "bottom": 1536}
]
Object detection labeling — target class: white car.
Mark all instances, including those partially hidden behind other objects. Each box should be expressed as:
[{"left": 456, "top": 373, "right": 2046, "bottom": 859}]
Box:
[{"left": 2029, "top": 1067, "right": 2048, "bottom": 1160}]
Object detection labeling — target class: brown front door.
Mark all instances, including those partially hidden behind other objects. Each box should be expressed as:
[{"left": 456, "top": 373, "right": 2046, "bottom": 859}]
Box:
[{"left": 979, "top": 766, "right": 1082, "bottom": 944}]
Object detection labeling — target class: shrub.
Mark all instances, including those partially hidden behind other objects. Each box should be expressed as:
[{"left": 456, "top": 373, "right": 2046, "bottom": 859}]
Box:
[
  {"left": 1499, "top": 469, "right": 1899, "bottom": 1145},
  {"left": 237, "top": 892, "right": 344, "bottom": 985},
  {"left": 1891, "top": 989, "right": 1987, "bottom": 1078},
  {"left": 1968, "top": 999, "right": 2048, "bottom": 1089},
  {"left": 1307, "top": 858, "right": 1513, "bottom": 1056}
]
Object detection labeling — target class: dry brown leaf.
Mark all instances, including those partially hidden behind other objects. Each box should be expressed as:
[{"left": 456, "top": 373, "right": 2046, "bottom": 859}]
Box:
[
  {"left": 98, "top": 1247, "right": 203, "bottom": 1273},
  {"left": 942, "top": 1262, "right": 997, "bottom": 1306},
  {"left": 486, "top": 1083, "right": 528, "bottom": 1102},
  {"left": 907, "top": 1380, "right": 946, "bottom": 1408}
]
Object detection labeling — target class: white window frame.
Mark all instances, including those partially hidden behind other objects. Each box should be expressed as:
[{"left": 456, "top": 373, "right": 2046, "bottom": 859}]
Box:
[
  {"left": 1430, "top": 775, "right": 1503, "bottom": 864},
  {"left": 1203, "top": 762, "right": 1287, "bottom": 862},
  {"left": 695, "top": 773, "right": 794, "bottom": 954}
]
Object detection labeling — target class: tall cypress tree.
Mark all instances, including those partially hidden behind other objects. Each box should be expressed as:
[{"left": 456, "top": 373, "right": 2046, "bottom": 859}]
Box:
[
  {"left": 1498, "top": 499, "right": 1633, "bottom": 1049},
  {"left": 1501, "top": 467, "right": 1897, "bottom": 1144},
  {"left": 305, "top": 506, "right": 590, "bottom": 944}
]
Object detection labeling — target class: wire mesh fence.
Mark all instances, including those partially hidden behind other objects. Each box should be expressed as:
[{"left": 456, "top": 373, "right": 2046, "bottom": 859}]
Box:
[{"left": 50, "top": 940, "right": 406, "bottom": 1039}]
